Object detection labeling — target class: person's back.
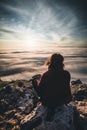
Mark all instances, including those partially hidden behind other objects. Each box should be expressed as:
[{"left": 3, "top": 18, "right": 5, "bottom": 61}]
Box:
[
  {"left": 38, "top": 69, "right": 72, "bottom": 108},
  {"left": 33, "top": 53, "right": 72, "bottom": 109}
]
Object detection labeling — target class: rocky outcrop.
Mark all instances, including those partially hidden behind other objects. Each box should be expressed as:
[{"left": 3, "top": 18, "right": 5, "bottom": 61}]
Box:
[
  {"left": 71, "top": 82, "right": 87, "bottom": 130},
  {"left": 0, "top": 80, "right": 39, "bottom": 130},
  {"left": 20, "top": 103, "right": 76, "bottom": 130},
  {"left": 71, "top": 79, "right": 82, "bottom": 85},
  {"left": 0, "top": 79, "right": 87, "bottom": 130}
]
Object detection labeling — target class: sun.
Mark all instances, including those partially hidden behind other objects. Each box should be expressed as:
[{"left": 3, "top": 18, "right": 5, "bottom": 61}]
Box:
[{"left": 18, "top": 31, "right": 40, "bottom": 49}]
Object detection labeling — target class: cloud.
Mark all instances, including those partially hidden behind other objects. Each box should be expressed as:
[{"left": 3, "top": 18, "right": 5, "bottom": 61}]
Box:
[
  {"left": 0, "top": 0, "right": 87, "bottom": 46},
  {"left": 0, "top": 28, "right": 15, "bottom": 35}
]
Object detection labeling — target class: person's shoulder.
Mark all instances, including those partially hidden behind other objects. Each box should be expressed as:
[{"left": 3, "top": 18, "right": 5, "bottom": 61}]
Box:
[
  {"left": 41, "top": 70, "right": 52, "bottom": 79},
  {"left": 64, "top": 70, "right": 70, "bottom": 74},
  {"left": 41, "top": 70, "right": 49, "bottom": 77}
]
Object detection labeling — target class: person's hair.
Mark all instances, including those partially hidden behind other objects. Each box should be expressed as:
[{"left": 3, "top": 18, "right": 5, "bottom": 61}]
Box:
[{"left": 45, "top": 53, "right": 64, "bottom": 70}]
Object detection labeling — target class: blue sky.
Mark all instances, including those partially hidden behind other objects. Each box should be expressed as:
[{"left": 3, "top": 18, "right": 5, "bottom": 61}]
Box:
[{"left": 0, "top": 0, "right": 87, "bottom": 47}]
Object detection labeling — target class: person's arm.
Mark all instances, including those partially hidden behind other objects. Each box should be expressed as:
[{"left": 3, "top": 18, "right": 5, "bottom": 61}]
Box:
[{"left": 32, "top": 73, "right": 46, "bottom": 96}]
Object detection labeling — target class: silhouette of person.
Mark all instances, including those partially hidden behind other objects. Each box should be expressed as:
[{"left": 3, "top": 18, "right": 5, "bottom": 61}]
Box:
[{"left": 32, "top": 53, "right": 72, "bottom": 110}]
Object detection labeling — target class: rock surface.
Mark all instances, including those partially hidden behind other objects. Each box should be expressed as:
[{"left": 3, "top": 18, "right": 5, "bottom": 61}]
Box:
[{"left": 0, "top": 79, "right": 87, "bottom": 130}]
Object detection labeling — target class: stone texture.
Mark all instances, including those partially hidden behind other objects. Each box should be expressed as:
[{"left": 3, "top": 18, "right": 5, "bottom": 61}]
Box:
[{"left": 0, "top": 79, "right": 87, "bottom": 130}]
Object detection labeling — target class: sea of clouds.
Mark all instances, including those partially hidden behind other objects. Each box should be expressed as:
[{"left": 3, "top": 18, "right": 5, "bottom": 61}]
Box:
[{"left": 0, "top": 45, "right": 87, "bottom": 83}]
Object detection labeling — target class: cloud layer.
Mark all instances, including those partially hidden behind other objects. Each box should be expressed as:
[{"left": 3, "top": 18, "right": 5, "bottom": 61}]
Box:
[{"left": 0, "top": 46, "right": 87, "bottom": 83}]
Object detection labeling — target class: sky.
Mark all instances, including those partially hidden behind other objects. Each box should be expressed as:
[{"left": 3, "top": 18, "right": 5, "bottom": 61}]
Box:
[{"left": 0, "top": 0, "right": 87, "bottom": 48}]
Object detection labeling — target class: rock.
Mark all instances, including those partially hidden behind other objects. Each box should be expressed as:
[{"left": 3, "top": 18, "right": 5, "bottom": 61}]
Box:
[
  {"left": 71, "top": 79, "right": 82, "bottom": 85},
  {"left": 73, "top": 88, "right": 87, "bottom": 101},
  {"left": 0, "top": 99, "right": 8, "bottom": 114},
  {"left": 0, "top": 79, "right": 87, "bottom": 130},
  {"left": 5, "top": 118, "right": 18, "bottom": 130},
  {"left": 5, "top": 84, "right": 12, "bottom": 93},
  {"left": 20, "top": 103, "right": 76, "bottom": 130},
  {"left": 21, "top": 116, "right": 42, "bottom": 130},
  {"left": 11, "top": 125, "right": 20, "bottom": 130},
  {"left": 4, "top": 110, "right": 16, "bottom": 119},
  {"left": 17, "top": 88, "right": 38, "bottom": 114},
  {"left": 17, "top": 81, "right": 24, "bottom": 87}
]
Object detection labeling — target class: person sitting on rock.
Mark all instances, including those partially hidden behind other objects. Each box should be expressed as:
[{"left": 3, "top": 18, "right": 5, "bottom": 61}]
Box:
[{"left": 32, "top": 53, "right": 72, "bottom": 120}]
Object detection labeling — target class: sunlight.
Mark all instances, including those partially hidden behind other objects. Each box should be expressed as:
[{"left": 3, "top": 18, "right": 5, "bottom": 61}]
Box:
[
  {"left": 17, "top": 30, "right": 41, "bottom": 49},
  {"left": 23, "top": 38, "right": 37, "bottom": 47},
  {"left": 20, "top": 40, "right": 40, "bottom": 51}
]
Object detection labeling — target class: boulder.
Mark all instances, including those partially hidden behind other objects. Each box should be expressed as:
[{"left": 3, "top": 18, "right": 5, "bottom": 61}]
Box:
[
  {"left": 20, "top": 103, "right": 76, "bottom": 130},
  {"left": 71, "top": 79, "right": 82, "bottom": 85},
  {"left": 0, "top": 79, "right": 87, "bottom": 130}
]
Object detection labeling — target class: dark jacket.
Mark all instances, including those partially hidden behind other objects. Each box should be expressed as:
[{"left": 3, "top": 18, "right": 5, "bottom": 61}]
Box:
[{"left": 34, "top": 69, "right": 72, "bottom": 109}]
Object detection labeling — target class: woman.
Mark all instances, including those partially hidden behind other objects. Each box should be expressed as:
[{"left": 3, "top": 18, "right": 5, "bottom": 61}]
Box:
[{"left": 33, "top": 53, "right": 72, "bottom": 109}]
